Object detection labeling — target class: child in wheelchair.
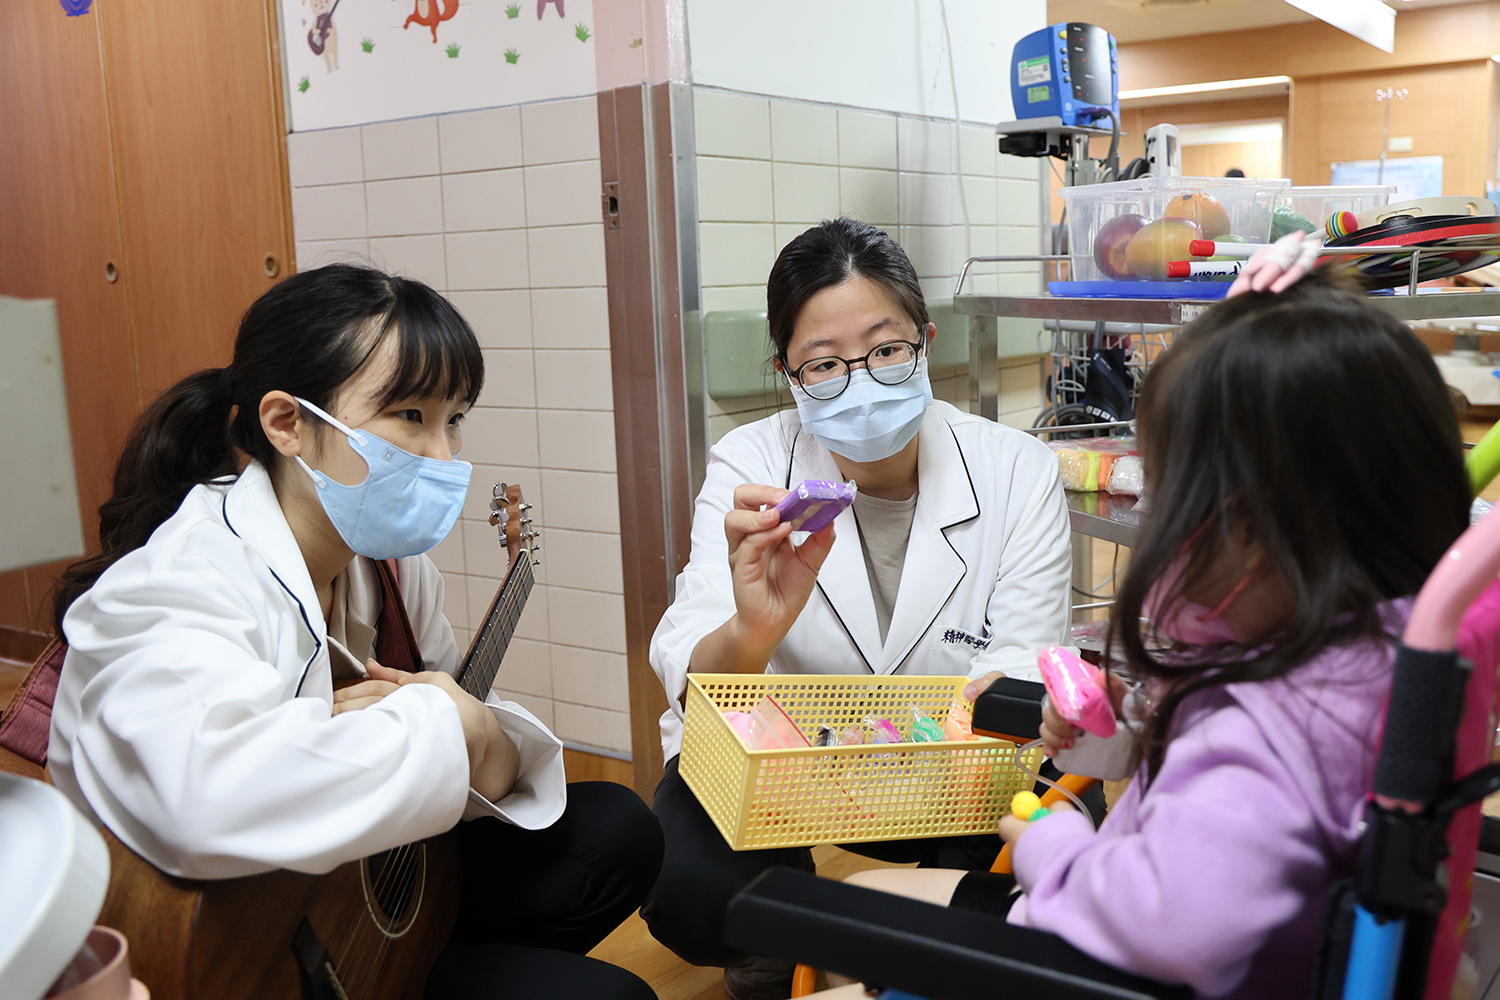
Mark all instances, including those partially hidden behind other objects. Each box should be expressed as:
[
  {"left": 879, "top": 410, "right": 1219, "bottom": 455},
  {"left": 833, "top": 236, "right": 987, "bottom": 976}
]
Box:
[{"left": 816, "top": 265, "right": 1472, "bottom": 999}]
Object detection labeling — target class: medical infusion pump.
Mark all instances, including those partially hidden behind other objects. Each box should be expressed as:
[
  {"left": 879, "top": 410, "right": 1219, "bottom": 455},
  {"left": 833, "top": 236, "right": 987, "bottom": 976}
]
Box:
[{"left": 1010, "top": 22, "right": 1118, "bottom": 128}]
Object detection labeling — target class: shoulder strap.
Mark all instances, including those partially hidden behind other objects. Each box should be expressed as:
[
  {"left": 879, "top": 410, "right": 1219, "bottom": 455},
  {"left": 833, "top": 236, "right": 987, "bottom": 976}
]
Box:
[
  {"left": 0, "top": 637, "right": 68, "bottom": 767},
  {"left": 372, "top": 558, "right": 424, "bottom": 673}
]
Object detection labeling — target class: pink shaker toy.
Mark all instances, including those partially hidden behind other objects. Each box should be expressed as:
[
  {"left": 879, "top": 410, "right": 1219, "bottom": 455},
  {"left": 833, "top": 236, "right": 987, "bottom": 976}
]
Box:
[{"left": 1038, "top": 645, "right": 1116, "bottom": 739}]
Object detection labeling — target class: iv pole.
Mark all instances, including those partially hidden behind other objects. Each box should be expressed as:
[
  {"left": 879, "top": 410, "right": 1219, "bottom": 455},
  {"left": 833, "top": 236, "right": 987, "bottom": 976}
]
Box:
[{"left": 1376, "top": 86, "right": 1407, "bottom": 185}]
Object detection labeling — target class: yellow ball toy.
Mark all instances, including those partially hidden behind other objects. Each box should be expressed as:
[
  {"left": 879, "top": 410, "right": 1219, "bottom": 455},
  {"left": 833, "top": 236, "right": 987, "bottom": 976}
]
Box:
[{"left": 1011, "top": 790, "right": 1043, "bottom": 821}]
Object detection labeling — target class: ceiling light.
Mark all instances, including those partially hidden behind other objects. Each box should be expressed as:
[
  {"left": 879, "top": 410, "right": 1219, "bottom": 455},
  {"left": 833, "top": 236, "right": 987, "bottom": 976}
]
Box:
[
  {"left": 1286, "top": 0, "right": 1395, "bottom": 53},
  {"left": 1119, "top": 76, "right": 1293, "bottom": 102}
]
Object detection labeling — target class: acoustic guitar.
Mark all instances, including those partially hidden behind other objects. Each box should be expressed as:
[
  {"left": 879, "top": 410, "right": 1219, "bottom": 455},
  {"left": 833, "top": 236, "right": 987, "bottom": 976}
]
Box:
[{"left": 92, "top": 483, "right": 540, "bottom": 1000}]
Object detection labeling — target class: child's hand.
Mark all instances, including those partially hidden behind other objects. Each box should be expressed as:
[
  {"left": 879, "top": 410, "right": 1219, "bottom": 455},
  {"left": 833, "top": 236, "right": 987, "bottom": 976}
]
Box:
[
  {"left": 1041, "top": 671, "right": 1130, "bottom": 754},
  {"left": 1039, "top": 698, "right": 1081, "bottom": 757},
  {"left": 998, "top": 799, "right": 1074, "bottom": 846},
  {"left": 1226, "top": 230, "right": 1322, "bottom": 297}
]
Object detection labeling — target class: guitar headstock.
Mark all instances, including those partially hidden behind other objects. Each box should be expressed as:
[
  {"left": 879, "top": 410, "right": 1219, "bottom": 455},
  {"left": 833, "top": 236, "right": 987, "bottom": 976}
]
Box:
[{"left": 488, "top": 483, "right": 540, "bottom": 568}]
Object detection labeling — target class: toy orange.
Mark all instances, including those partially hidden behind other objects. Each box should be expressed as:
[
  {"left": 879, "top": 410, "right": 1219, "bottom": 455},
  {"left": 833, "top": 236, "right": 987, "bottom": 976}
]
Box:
[{"left": 1163, "top": 192, "right": 1231, "bottom": 239}]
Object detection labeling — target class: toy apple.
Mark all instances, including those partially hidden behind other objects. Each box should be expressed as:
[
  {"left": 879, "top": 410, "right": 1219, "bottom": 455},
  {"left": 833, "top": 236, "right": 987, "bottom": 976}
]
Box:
[{"left": 1092, "top": 213, "right": 1150, "bottom": 279}]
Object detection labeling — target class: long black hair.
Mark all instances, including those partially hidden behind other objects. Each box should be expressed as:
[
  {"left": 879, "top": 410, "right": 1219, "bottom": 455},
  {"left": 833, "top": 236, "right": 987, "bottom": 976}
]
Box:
[
  {"left": 52, "top": 264, "right": 483, "bottom": 633},
  {"left": 1112, "top": 271, "right": 1470, "bottom": 778},
  {"left": 766, "top": 218, "right": 930, "bottom": 364}
]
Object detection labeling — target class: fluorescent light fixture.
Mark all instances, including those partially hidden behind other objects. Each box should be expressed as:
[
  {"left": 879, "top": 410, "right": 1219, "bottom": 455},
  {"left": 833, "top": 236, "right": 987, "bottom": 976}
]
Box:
[
  {"left": 1285, "top": 0, "right": 1395, "bottom": 53},
  {"left": 1119, "top": 75, "right": 1292, "bottom": 102},
  {"left": 1176, "top": 121, "right": 1285, "bottom": 146}
]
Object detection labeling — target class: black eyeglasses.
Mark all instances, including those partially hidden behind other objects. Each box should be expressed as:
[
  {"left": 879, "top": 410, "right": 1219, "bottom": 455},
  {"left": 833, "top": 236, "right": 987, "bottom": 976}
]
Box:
[{"left": 787, "top": 339, "right": 925, "bottom": 400}]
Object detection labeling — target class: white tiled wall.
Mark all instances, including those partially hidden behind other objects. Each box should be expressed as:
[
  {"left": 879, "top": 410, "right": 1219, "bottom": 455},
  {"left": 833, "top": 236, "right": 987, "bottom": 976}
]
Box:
[
  {"left": 694, "top": 88, "right": 1046, "bottom": 442},
  {"left": 286, "top": 98, "right": 632, "bottom": 756}
]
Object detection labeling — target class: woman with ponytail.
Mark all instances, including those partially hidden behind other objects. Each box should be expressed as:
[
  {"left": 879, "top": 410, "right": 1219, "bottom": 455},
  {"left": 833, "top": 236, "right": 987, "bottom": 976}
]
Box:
[{"left": 46, "top": 265, "right": 661, "bottom": 999}]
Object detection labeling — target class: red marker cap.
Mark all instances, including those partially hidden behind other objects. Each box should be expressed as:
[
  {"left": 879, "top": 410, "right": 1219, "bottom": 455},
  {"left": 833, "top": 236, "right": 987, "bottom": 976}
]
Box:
[
  {"left": 1165, "top": 261, "right": 1191, "bottom": 278},
  {"left": 1188, "top": 239, "right": 1215, "bottom": 257}
]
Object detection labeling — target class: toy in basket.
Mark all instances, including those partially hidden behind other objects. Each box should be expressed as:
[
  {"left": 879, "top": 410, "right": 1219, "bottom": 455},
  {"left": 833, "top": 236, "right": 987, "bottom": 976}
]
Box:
[{"left": 679, "top": 674, "right": 1045, "bottom": 851}]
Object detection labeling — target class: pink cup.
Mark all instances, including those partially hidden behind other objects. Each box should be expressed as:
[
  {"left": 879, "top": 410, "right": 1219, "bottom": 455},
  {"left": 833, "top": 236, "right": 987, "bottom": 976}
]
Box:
[
  {"left": 1038, "top": 646, "right": 1117, "bottom": 739},
  {"left": 45, "top": 927, "right": 149, "bottom": 1000}
]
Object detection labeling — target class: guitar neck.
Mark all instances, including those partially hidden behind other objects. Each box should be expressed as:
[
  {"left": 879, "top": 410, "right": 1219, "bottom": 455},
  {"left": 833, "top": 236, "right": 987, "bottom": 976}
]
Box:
[{"left": 456, "top": 554, "right": 535, "bottom": 701}]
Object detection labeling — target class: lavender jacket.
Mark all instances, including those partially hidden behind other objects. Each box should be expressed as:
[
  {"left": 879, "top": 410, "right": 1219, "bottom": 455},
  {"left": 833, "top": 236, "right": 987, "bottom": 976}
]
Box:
[{"left": 1008, "top": 616, "right": 1403, "bottom": 999}]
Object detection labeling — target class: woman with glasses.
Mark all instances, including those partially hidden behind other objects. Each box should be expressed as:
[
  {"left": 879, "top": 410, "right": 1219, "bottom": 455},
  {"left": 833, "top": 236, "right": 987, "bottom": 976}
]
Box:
[{"left": 641, "top": 218, "right": 1072, "bottom": 1000}]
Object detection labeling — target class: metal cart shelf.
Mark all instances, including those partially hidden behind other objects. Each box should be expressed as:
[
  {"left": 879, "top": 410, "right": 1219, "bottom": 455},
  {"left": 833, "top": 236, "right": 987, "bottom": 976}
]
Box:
[
  {"left": 1067, "top": 490, "right": 1143, "bottom": 547},
  {"left": 965, "top": 286, "right": 1500, "bottom": 617}
]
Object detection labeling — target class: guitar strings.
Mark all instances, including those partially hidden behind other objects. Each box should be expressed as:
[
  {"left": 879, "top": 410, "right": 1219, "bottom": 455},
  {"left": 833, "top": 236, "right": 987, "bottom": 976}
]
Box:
[
  {"left": 339, "top": 563, "right": 534, "bottom": 987},
  {"left": 359, "top": 579, "right": 529, "bottom": 985},
  {"left": 335, "top": 556, "right": 535, "bottom": 988}
]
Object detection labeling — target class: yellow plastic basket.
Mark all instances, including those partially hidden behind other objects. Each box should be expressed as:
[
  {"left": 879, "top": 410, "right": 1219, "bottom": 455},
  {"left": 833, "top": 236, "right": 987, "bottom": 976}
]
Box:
[{"left": 680, "top": 673, "right": 1044, "bottom": 851}]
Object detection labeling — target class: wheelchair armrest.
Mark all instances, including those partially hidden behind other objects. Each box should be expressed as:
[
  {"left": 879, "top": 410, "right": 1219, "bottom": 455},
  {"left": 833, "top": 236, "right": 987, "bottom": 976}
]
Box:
[
  {"left": 972, "top": 677, "right": 1045, "bottom": 743},
  {"left": 725, "top": 868, "right": 1191, "bottom": 1000}
]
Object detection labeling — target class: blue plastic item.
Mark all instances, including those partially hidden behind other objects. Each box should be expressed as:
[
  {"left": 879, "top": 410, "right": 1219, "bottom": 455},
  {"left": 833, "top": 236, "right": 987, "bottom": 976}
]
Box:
[
  {"left": 1047, "top": 281, "right": 1231, "bottom": 300},
  {"left": 1341, "top": 906, "right": 1404, "bottom": 1000},
  {"left": 1010, "top": 23, "right": 1117, "bottom": 128}
]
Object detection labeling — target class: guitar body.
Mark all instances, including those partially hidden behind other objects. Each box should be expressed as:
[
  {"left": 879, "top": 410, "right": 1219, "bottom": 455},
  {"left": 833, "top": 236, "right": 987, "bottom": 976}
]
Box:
[{"left": 98, "top": 829, "right": 460, "bottom": 1000}]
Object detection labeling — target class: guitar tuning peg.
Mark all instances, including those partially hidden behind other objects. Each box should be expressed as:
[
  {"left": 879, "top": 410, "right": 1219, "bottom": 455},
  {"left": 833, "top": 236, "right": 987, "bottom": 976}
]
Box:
[
  {"left": 493, "top": 482, "right": 509, "bottom": 498},
  {"left": 532, "top": 557, "right": 542, "bottom": 567},
  {"left": 519, "top": 516, "right": 532, "bottom": 528},
  {"left": 489, "top": 498, "right": 503, "bottom": 511},
  {"left": 488, "top": 511, "right": 504, "bottom": 527},
  {"left": 518, "top": 502, "right": 533, "bottom": 512}
]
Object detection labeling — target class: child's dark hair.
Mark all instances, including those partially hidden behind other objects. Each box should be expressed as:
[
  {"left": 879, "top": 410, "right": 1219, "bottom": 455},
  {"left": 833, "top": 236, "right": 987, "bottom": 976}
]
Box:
[
  {"left": 52, "top": 264, "right": 483, "bottom": 633},
  {"left": 1111, "top": 271, "right": 1470, "bottom": 778},
  {"left": 766, "top": 218, "right": 930, "bottom": 363}
]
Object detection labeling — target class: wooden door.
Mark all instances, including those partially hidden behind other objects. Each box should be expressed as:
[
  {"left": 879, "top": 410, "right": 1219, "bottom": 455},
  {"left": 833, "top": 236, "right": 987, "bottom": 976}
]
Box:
[
  {"left": 0, "top": 1, "right": 139, "bottom": 638},
  {"left": 97, "top": 0, "right": 294, "bottom": 400}
]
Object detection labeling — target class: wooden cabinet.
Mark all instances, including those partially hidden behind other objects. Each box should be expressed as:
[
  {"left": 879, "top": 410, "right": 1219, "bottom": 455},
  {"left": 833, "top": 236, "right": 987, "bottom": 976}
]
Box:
[{"left": 0, "top": 0, "right": 292, "bottom": 643}]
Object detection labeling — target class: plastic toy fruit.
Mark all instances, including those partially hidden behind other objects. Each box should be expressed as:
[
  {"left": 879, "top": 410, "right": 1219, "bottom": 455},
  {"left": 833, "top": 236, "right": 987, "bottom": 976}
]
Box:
[
  {"left": 1163, "top": 192, "right": 1231, "bottom": 239},
  {"left": 1270, "top": 204, "right": 1317, "bottom": 241},
  {"left": 1125, "top": 218, "right": 1202, "bottom": 280},
  {"left": 1092, "top": 213, "right": 1150, "bottom": 279}
]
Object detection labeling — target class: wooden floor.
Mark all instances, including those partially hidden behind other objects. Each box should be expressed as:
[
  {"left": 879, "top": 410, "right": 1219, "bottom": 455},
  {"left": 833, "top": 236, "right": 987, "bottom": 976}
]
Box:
[{"left": 588, "top": 844, "right": 907, "bottom": 1000}]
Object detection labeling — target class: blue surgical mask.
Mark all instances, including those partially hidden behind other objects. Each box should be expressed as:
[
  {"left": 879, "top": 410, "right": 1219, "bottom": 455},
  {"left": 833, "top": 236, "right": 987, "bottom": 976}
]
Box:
[
  {"left": 788, "top": 358, "right": 933, "bottom": 464},
  {"left": 293, "top": 396, "right": 472, "bottom": 560}
]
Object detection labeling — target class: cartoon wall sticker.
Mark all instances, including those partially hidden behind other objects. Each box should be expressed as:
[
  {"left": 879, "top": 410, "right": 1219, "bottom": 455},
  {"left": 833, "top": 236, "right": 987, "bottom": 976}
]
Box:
[
  {"left": 405, "top": 0, "right": 459, "bottom": 42},
  {"left": 308, "top": 0, "right": 340, "bottom": 71},
  {"left": 59, "top": 0, "right": 92, "bottom": 15},
  {"left": 574, "top": 22, "right": 589, "bottom": 42},
  {"left": 537, "top": 0, "right": 562, "bottom": 19},
  {"left": 505, "top": 3, "right": 520, "bottom": 17}
]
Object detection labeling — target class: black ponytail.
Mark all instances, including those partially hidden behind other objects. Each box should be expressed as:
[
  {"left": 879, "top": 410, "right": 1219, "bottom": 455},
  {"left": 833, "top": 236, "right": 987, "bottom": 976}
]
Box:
[{"left": 52, "top": 264, "right": 483, "bottom": 633}]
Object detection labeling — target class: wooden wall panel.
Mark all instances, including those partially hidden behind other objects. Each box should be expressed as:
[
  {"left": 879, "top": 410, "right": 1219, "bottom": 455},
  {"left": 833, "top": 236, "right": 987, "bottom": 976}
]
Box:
[
  {"left": 1180, "top": 140, "right": 1283, "bottom": 180},
  {"left": 1116, "top": 2, "right": 1500, "bottom": 92},
  {"left": 1117, "top": 95, "right": 1289, "bottom": 169},
  {"left": 97, "top": 0, "right": 292, "bottom": 400},
  {"left": 0, "top": 3, "right": 138, "bottom": 631},
  {"left": 1305, "top": 62, "right": 1489, "bottom": 194}
]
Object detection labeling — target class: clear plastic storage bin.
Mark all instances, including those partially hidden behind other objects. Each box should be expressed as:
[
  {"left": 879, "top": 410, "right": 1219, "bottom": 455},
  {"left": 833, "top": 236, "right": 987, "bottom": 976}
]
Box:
[
  {"left": 1061, "top": 176, "right": 1289, "bottom": 283},
  {"left": 1275, "top": 185, "right": 1395, "bottom": 237}
]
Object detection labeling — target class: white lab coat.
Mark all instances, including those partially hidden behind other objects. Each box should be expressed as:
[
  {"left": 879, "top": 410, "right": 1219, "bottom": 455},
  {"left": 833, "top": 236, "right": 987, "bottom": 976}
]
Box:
[
  {"left": 651, "top": 400, "right": 1073, "bottom": 760},
  {"left": 48, "top": 460, "right": 565, "bottom": 880}
]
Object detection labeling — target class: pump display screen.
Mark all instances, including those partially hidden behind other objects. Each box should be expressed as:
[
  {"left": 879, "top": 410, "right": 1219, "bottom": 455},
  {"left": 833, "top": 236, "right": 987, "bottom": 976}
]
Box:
[{"left": 1066, "top": 24, "right": 1112, "bottom": 106}]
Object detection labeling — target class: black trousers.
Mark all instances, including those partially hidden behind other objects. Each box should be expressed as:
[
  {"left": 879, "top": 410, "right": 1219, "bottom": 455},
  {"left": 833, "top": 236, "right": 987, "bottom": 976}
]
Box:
[
  {"left": 425, "top": 781, "right": 664, "bottom": 1000},
  {"left": 640, "top": 755, "right": 1006, "bottom": 968}
]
